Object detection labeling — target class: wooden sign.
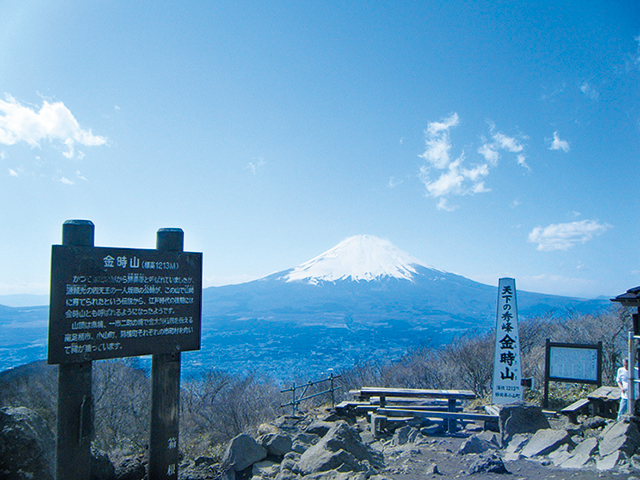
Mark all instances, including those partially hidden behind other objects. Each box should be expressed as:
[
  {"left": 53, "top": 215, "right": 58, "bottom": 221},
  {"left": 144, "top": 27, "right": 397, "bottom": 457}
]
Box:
[{"left": 48, "top": 245, "right": 202, "bottom": 364}]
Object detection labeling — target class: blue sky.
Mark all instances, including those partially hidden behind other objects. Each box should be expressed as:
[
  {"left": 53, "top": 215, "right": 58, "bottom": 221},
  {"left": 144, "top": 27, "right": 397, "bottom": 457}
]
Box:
[{"left": 0, "top": 1, "right": 638, "bottom": 299}]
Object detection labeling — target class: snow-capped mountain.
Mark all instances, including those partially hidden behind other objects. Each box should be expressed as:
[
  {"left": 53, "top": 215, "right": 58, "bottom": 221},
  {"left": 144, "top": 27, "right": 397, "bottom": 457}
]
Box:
[
  {"left": 283, "top": 235, "right": 436, "bottom": 284},
  {"left": 0, "top": 235, "right": 611, "bottom": 378},
  {"left": 192, "top": 235, "right": 610, "bottom": 378}
]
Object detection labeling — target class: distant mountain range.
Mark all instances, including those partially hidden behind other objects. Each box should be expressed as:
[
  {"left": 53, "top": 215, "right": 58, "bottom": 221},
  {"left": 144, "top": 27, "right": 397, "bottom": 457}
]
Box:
[{"left": 0, "top": 235, "right": 611, "bottom": 379}]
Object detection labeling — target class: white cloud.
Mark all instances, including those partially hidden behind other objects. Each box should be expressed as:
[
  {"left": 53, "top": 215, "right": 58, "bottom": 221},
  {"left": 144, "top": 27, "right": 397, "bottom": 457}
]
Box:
[
  {"left": 549, "top": 131, "right": 570, "bottom": 152},
  {"left": 516, "top": 154, "right": 530, "bottom": 170},
  {"left": 0, "top": 95, "right": 106, "bottom": 158},
  {"left": 418, "top": 114, "right": 527, "bottom": 210},
  {"left": 580, "top": 82, "right": 599, "bottom": 100},
  {"left": 388, "top": 176, "right": 402, "bottom": 188},
  {"left": 492, "top": 132, "right": 524, "bottom": 153},
  {"left": 419, "top": 112, "right": 459, "bottom": 169},
  {"left": 8, "top": 168, "right": 18, "bottom": 177},
  {"left": 245, "top": 156, "right": 266, "bottom": 174},
  {"left": 420, "top": 157, "right": 491, "bottom": 201},
  {"left": 478, "top": 125, "right": 527, "bottom": 170},
  {"left": 60, "top": 177, "right": 74, "bottom": 185},
  {"left": 528, "top": 219, "right": 611, "bottom": 251},
  {"left": 477, "top": 143, "right": 499, "bottom": 165}
]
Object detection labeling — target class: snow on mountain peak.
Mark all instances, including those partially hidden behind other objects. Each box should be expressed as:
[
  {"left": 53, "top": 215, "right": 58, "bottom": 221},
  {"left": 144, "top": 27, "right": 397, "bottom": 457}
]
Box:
[{"left": 284, "top": 235, "right": 430, "bottom": 284}]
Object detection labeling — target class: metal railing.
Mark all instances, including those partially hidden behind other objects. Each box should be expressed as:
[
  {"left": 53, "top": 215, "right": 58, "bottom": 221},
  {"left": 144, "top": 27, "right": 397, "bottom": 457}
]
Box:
[{"left": 281, "top": 373, "right": 341, "bottom": 415}]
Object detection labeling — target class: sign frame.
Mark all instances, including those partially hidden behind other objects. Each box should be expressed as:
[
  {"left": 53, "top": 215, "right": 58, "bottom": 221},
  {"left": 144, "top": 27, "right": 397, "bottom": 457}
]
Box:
[
  {"left": 48, "top": 245, "right": 202, "bottom": 364},
  {"left": 543, "top": 339, "right": 602, "bottom": 408}
]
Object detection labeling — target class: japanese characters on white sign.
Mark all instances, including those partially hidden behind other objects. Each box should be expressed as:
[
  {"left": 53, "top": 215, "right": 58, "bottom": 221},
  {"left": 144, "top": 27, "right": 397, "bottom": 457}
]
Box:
[{"left": 492, "top": 278, "right": 524, "bottom": 404}]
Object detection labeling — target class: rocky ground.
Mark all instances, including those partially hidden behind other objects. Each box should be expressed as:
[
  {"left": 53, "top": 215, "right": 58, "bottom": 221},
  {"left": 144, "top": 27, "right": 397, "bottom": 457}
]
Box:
[
  {"left": 2, "top": 404, "right": 640, "bottom": 480},
  {"left": 213, "top": 405, "right": 640, "bottom": 480}
]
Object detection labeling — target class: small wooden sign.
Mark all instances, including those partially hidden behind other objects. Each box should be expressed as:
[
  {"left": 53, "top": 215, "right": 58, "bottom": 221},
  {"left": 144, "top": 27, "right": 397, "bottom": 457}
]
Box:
[{"left": 48, "top": 245, "right": 202, "bottom": 364}]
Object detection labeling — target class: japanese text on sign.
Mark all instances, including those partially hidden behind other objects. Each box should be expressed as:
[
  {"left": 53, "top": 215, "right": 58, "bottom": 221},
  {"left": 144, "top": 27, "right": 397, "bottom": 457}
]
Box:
[
  {"left": 492, "top": 278, "right": 524, "bottom": 404},
  {"left": 549, "top": 346, "right": 599, "bottom": 382},
  {"left": 48, "top": 245, "right": 202, "bottom": 364}
]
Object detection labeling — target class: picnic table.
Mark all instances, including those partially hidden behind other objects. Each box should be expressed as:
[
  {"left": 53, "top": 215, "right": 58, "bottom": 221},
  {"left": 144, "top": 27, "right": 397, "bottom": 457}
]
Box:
[
  {"left": 587, "top": 385, "right": 620, "bottom": 418},
  {"left": 344, "top": 387, "right": 489, "bottom": 435},
  {"left": 559, "top": 386, "right": 621, "bottom": 423}
]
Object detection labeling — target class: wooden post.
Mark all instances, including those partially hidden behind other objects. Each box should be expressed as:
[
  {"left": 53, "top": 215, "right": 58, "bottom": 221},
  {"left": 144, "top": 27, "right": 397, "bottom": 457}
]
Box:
[
  {"left": 56, "top": 220, "right": 94, "bottom": 480},
  {"left": 543, "top": 338, "right": 551, "bottom": 409},
  {"left": 148, "top": 228, "right": 184, "bottom": 480}
]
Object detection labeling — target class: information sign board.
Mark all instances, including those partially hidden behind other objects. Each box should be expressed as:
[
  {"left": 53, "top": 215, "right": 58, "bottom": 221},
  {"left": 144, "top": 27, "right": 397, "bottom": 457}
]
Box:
[
  {"left": 48, "top": 245, "right": 202, "bottom": 364},
  {"left": 549, "top": 345, "right": 599, "bottom": 382}
]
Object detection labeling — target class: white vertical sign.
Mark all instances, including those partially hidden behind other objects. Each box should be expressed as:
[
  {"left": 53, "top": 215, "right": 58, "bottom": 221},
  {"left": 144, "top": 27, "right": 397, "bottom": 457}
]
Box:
[{"left": 492, "top": 278, "right": 523, "bottom": 404}]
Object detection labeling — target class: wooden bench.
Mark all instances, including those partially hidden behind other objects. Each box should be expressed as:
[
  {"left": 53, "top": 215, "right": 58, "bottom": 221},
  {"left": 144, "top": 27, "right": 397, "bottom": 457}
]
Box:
[{"left": 560, "top": 398, "right": 591, "bottom": 424}]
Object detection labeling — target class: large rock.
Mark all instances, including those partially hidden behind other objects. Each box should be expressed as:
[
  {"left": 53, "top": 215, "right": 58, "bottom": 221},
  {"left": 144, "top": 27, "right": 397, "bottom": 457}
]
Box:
[
  {"left": 598, "top": 421, "right": 640, "bottom": 457},
  {"left": 91, "top": 447, "right": 116, "bottom": 480},
  {"left": 223, "top": 433, "right": 268, "bottom": 472},
  {"left": 259, "top": 433, "right": 293, "bottom": 457},
  {"left": 559, "top": 437, "right": 598, "bottom": 469},
  {"left": 0, "top": 406, "right": 55, "bottom": 480},
  {"left": 468, "top": 454, "right": 509, "bottom": 474},
  {"left": 498, "top": 404, "right": 550, "bottom": 447},
  {"left": 520, "top": 428, "right": 571, "bottom": 458},
  {"left": 392, "top": 426, "right": 420, "bottom": 446},
  {"left": 458, "top": 434, "right": 497, "bottom": 455},
  {"left": 251, "top": 459, "right": 279, "bottom": 478},
  {"left": 596, "top": 450, "right": 627, "bottom": 471},
  {"left": 304, "top": 420, "right": 333, "bottom": 437},
  {"left": 295, "top": 421, "right": 382, "bottom": 475},
  {"left": 113, "top": 454, "right": 146, "bottom": 480}
]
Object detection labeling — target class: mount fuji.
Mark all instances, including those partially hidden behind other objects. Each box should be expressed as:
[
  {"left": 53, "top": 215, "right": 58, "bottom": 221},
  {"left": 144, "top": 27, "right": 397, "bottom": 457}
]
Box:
[
  {"left": 197, "top": 235, "right": 609, "bottom": 379},
  {"left": 0, "top": 235, "right": 610, "bottom": 378}
]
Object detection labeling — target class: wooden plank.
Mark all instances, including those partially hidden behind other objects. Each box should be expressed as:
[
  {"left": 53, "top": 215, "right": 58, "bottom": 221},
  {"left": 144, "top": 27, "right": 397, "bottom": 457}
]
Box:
[
  {"left": 376, "top": 408, "right": 497, "bottom": 422},
  {"left": 561, "top": 398, "right": 591, "bottom": 413},
  {"left": 357, "top": 387, "right": 476, "bottom": 400},
  {"left": 588, "top": 386, "right": 620, "bottom": 401}
]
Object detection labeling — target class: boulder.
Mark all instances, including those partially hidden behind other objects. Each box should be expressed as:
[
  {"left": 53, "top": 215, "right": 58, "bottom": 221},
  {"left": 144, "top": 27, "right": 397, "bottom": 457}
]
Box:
[
  {"left": 292, "top": 432, "right": 320, "bottom": 453},
  {"left": 305, "top": 421, "right": 333, "bottom": 437},
  {"left": 498, "top": 404, "right": 550, "bottom": 447},
  {"left": 223, "top": 433, "right": 268, "bottom": 472},
  {"left": 559, "top": 437, "right": 597, "bottom": 469},
  {"left": 504, "top": 433, "right": 530, "bottom": 454},
  {"left": 179, "top": 457, "right": 221, "bottom": 480},
  {"left": 596, "top": 450, "right": 627, "bottom": 471},
  {"left": 582, "top": 416, "right": 607, "bottom": 430},
  {"left": 113, "top": 454, "right": 146, "bottom": 480},
  {"left": 520, "top": 428, "right": 571, "bottom": 458},
  {"left": 251, "top": 459, "right": 279, "bottom": 478},
  {"left": 549, "top": 444, "right": 572, "bottom": 466},
  {"left": 295, "top": 421, "right": 382, "bottom": 475},
  {"left": 91, "top": 447, "right": 116, "bottom": 480},
  {"left": 598, "top": 421, "right": 640, "bottom": 457},
  {"left": 0, "top": 406, "right": 55, "bottom": 480},
  {"left": 260, "top": 433, "right": 293, "bottom": 457},
  {"left": 458, "top": 434, "right": 496, "bottom": 455},
  {"left": 468, "top": 454, "right": 509, "bottom": 474},
  {"left": 392, "top": 426, "right": 416, "bottom": 446}
]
